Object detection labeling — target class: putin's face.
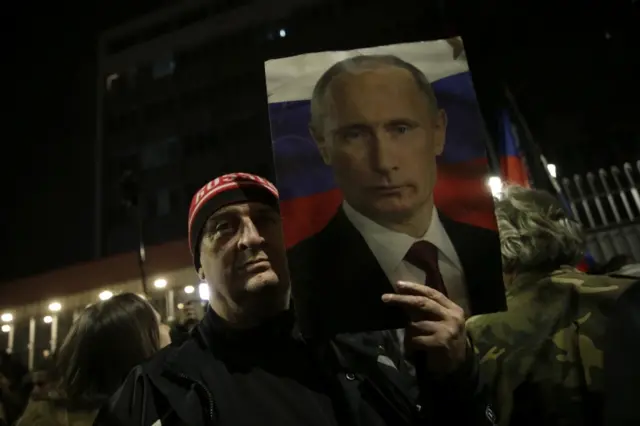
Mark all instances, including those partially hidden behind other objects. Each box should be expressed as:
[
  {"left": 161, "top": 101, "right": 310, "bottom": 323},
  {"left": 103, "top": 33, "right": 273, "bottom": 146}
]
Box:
[{"left": 313, "top": 66, "right": 446, "bottom": 225}]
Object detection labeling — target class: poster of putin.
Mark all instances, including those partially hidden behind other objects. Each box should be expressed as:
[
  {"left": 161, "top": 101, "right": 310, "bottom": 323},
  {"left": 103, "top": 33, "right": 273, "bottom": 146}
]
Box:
[{"left": 264, "top": 39, "right": 506, "bottom": 336}]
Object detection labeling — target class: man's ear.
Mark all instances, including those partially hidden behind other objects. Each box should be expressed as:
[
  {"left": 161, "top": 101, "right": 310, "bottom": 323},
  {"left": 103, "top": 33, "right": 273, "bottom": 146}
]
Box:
[
  {"left": 309, "top": 125, "right": 332, "bottom": 166},
  {"left": 197, "top": 267, "right": 205, "bottom": 282},
  {"left": 433, "top": 109, "right": 447, "bottom": 156}
]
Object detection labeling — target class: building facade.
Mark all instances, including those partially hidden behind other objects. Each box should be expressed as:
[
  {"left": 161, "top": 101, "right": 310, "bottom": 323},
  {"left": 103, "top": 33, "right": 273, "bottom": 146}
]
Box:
[{"left": 95, "top": 0, "right": 327, "bottom": 258}]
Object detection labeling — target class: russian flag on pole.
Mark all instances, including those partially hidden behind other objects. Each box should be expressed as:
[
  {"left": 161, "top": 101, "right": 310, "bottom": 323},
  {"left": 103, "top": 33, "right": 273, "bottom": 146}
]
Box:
[
  {"left": 498, "top": 109, "right": 530, "bottom": 186},
  {"left": 265, "top": 41, "right": 500, "bottom": 248}
]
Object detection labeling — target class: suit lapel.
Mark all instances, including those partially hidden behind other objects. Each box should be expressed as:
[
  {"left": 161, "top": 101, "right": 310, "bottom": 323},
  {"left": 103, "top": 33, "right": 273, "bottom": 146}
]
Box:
[
  {"left": 439, "top": 214, "right": 507, "bottom": 314},
  {"left": 292, "top": 208, "right": 407, "bottom": 336}
]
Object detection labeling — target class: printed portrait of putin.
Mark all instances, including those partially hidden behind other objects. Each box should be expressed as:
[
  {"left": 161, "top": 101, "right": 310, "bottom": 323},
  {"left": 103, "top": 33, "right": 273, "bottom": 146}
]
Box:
[{"left": 287, "top": 54, "right": 506, "bottom": 336}]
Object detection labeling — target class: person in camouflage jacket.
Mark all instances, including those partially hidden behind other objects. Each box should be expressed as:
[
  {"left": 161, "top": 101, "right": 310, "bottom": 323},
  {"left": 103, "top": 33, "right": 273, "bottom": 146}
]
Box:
[{"left": 466, "top": 186, "right": 636, "bottom": 426}]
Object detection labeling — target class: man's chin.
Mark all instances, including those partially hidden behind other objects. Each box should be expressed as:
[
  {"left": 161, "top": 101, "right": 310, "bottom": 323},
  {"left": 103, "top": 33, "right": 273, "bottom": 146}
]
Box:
[
  {"left": 244, "top": 270, "right": 282, "bottom": 291},
  {"left": 369, "top": 200, "right": 417, "bottom": 221}
]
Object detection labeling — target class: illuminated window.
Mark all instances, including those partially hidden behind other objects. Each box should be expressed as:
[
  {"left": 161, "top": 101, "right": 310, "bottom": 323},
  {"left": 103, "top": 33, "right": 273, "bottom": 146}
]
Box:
[{"left": 152, "top": 54, "right": 176, "bottom": 79}]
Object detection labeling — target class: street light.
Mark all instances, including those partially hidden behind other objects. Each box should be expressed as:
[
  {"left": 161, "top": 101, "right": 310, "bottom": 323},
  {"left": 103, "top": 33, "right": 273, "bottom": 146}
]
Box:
[
  {"left": 43, "top": 316, "right": 53, "bottom": 324},
  {"left": 1, "top": 313, "right": 13, "bottom": 322},
  {"left": 198, "top": 283, "right": 209, "bottom": 301},
  {"left": 184, "top": 285, "right": 195, "bottom": 294},
  {"left": 487, "top": 176, "right": 503, "bottom": 198},
  {"left": 1, "top": 325, "right": 10, "bottom": 333},
  {"left": 48, "top": 302, "right": 62, "bottom": 312},
  {"left": 99, "top": 290, "right": 113, "bottom": 301},
  {"left": 154, "top": 278, "right": 167, "bottom": 289},
  {"left": 547, "top": 163, "right": 557, "bottom": 178}
]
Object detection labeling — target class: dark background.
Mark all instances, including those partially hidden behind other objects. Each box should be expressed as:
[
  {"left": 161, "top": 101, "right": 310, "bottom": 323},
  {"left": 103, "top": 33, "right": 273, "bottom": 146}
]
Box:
[{"left": 2, "top": 0, "right": 638, "bottom": 282}]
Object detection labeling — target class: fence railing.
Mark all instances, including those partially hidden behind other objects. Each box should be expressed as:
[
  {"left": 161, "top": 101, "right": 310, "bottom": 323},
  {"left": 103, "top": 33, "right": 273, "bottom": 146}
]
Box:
[{"left": 559, "top": 161, "right": 640, "bottom": 263}]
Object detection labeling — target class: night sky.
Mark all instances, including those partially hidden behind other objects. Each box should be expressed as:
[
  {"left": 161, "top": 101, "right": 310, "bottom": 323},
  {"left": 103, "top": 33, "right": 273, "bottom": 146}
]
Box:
[{"left": 2, "top": 2, "right": 637, "bottom": 283}]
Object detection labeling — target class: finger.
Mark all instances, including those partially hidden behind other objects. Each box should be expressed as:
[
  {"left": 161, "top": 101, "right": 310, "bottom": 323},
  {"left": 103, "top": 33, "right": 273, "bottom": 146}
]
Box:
[
  {"left": 382, "top": 294, "right": 448, "bottom": 319},
  {"left": 406, "top": 320, "right": 440, "bottom": 335},
  {"left": 397, "top": 281, "right": 460, "bottom": 311},
  {"left": 405, "top": 334, "right": 449, "bottom": 348},
  {"left": 395, "top": 281, "right": 432, "bottom": 296}
]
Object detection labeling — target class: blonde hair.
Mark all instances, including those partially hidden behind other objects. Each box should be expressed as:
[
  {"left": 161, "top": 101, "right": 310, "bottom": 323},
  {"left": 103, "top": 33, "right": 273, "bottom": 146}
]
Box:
[{"left": 496, "top": 186, "right": 585, "bottom": 273}]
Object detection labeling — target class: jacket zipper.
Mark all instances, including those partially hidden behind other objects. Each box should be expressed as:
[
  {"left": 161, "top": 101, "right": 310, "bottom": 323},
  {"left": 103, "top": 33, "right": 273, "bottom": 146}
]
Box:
[{"left": 176, "top": 373, "right": 218, "bottom": 424}]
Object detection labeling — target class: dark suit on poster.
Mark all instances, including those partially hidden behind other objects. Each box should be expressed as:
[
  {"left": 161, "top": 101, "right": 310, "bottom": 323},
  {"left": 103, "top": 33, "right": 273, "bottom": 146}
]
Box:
[
  {"left": 287, "top": 207, "right": 506, "bottom": 337},
  {"left": 604, "top": 279, "right": 640, "bottom": 426}
]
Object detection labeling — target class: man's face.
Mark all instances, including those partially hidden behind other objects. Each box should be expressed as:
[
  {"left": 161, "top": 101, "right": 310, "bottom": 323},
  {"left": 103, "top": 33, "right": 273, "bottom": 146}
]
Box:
[
  {"left": 314, "top": 66, "right": 446, "bottom": 224},
  {"left": 198, "top": 202, "right": 289, "bottom": 306},
  {"left": 30, "top": 371, "right": 50, "bottom": 400}
]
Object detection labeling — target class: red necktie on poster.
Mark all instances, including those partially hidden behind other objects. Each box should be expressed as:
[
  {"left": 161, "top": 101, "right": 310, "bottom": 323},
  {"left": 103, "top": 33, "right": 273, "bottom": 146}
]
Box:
[{"left": 404, "top": 241, "right": 448, "bottom": 296}]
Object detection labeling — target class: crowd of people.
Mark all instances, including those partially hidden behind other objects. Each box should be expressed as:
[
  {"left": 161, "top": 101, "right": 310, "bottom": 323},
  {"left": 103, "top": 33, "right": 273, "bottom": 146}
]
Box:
[
  {"left": 1, "top": 176, "right": 637, "bottom": 426},
  {"left": 1, "top": 55, "right": 639, "bottom": 426}
]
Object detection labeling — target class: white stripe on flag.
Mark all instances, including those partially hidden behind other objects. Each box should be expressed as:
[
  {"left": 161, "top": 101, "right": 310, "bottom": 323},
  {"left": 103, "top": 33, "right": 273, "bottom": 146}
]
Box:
[{"left": 265, "top": 40, "right": 470, "bottom": 103}]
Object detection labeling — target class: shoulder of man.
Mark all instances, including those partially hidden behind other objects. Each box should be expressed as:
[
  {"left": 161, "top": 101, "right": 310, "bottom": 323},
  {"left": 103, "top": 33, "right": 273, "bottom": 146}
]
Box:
[
  {"left": 603, "top": 279, "right": 640, "bottom": 425},
  {"left": 93, "top": 365, "right": 158, "bottom": 426},
  {"left": 549, "top": 269, "right": 636, "bottom": 316},
  {"left": 93, "top": 345, "right": 180, "bottom": 426}
]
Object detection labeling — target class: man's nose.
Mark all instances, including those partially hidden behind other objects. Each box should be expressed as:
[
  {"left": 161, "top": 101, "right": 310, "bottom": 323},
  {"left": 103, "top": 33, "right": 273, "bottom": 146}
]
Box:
[
  {"left": 237, "top": 218, "right": 265, "bottom": 250},
  {"left": 370, "top": 130, "right": 398, "bottom": 173}
]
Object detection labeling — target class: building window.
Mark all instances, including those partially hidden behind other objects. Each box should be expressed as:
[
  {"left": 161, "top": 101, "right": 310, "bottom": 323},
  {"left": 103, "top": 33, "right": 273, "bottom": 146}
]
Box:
[
  {"left": 144, "top": 98, "right": 176, "bottom": 122},
  {"left": 140, "top": 136, "right": 180, "bottom": 170},
  {"left": 152, "top": 54, "right": 176, "bottom": 79},
  {"left": 156, "top": 188, "right": 171, "bottom": 216},
  {"left": 146, "top": 186, "right": 182, "bottom": 218},
  {"left": 109, "top": 154, "right": 139, "bottom": 181},
  {"left": 106, "top": 204, "right": 131, "bottom": 227},
  {"left": 124, "top": 67, "right": 138, "bottom": 88},
  {"left": 183, "top": 129, "right": 217, "bottom": 158}
]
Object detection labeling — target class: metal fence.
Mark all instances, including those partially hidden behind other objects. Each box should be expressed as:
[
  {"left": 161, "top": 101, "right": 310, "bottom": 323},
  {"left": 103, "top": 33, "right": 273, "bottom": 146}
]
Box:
[{"left": 559, "top": 161, "right": 640, "bottom": 263}]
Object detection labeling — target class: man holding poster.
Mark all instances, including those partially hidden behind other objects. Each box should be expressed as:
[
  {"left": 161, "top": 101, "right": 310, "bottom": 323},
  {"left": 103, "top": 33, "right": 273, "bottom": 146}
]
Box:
[{"left": 288, "top": 54, "right": 506, "bottom": 336}]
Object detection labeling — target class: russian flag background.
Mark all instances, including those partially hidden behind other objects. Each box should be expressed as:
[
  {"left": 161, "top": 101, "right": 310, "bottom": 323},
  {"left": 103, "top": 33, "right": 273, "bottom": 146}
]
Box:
[
  {"left": 265, "top": 40, "right": 500, "bottom": 248},
  {"left": 498, "top": 109, "right": 530, "bottom": 187}
]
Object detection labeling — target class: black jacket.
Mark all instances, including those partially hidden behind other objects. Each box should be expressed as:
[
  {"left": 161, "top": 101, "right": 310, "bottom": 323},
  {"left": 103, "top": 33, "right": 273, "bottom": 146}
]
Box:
[
  {"left": 287, "top": 207, "right": 506, "bottom": 336},
  {"left": 95, "top": 308, "right": 497, "bottom": 426},
  {"left": 604, "top": 278, "right": 640, "bottom": 426}
]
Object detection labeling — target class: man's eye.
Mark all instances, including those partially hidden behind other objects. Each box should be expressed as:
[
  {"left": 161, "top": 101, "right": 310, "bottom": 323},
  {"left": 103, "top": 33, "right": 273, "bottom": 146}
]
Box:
[
  {"left": 392, "top": 124, "right": 411, "bottom": 134},
  {"left": 340, "top": 128, "right": 367, "bottom": 140},
  {"left": 214, "top": 222, "right": 233, "bottom": 233}
]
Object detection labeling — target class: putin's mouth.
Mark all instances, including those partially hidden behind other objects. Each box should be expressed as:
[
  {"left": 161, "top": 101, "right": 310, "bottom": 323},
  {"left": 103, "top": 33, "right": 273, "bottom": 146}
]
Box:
[{"left": 370, "top": 185, "right": 406, "bottom": 194}]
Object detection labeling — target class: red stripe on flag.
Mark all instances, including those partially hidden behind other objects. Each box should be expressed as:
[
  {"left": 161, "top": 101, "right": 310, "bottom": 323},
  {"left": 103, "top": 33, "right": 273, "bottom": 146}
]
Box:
[
  {"left": 434, "top": 159, "right": 498, "bottom": 231},
  {"left": 500, "top": 155, "right": 529, "bottom": 187},
  {"left": 280, "top": 189, "right": 342, "bottom": 248},
  {"left": 281, "top": 160, "right": 500, "bottom": 246}
]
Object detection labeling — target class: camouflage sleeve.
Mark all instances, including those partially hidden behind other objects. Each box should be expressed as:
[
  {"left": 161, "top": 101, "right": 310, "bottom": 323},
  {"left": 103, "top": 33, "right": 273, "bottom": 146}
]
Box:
[{"left": 571, "top": 275, "right": 635, "bottom": 392}]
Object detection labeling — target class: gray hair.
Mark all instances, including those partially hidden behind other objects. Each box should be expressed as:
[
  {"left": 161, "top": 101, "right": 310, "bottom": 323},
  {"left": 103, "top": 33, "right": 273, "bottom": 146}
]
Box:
[
  {"left": 495, "top": 186, "right": 586, "bottom": 274},
  {"left": 309, "top": 54, "right": 439, "bottom": 133}
]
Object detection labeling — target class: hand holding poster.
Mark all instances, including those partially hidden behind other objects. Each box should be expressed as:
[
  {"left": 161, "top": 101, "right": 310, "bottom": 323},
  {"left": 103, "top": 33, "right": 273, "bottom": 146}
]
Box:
[{"left": 265, "top": 40, "right": 506, "bottom": 336}]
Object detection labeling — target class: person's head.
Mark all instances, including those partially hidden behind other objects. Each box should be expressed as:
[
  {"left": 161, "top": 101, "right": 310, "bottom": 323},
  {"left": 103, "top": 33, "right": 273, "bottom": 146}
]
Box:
[
  {"left": 0, "top": 350, "right": 28, "bottom": 386},
  {"left": 188, "top": 173, "right": 289, "bottom": 327},
  {"left": 310, "top": 55, "right": 447, "bottom": 227},
  {"left": 30, "top": 370, "right": 52, "bottom": 400},
  {"left": 598, "top": 255, "right": 633, "bottom": 274},
  {"left": 496, "top": 186, "right": 586, "bottom": 278},
  {"left": 55, "top": 293, "right": 170, "bottom": 407}
]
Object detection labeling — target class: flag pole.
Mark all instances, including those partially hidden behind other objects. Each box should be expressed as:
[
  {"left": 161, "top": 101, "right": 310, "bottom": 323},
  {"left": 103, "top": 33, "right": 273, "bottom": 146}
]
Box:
[{"left": 504, "top": 86, "right": 554, "bottom": 192}]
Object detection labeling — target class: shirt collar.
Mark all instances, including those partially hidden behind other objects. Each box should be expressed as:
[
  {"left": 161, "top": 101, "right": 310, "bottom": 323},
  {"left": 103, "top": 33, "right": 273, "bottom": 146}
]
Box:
[{"left": 342, "top": 201, "right": 461, "bottom": 277}]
